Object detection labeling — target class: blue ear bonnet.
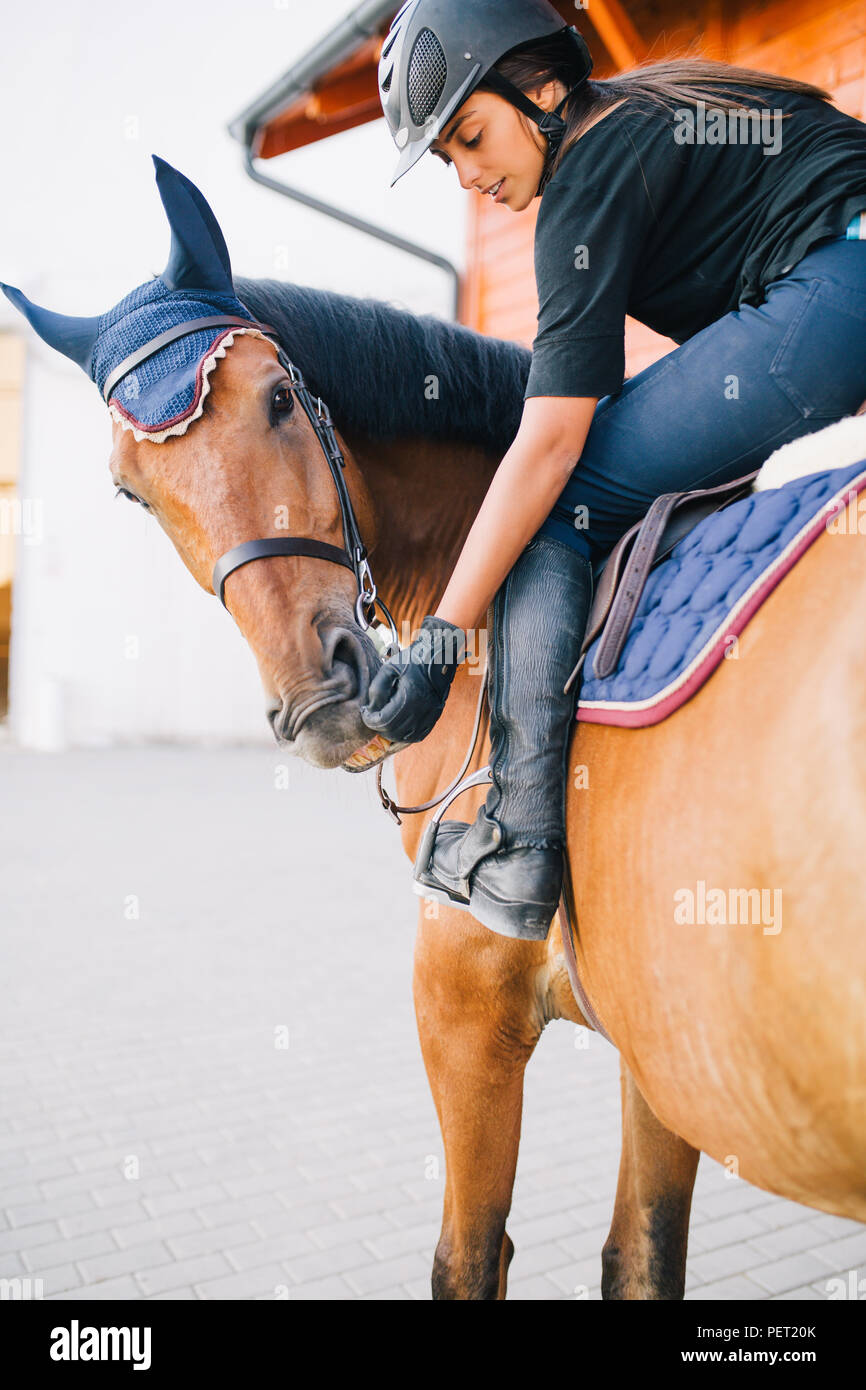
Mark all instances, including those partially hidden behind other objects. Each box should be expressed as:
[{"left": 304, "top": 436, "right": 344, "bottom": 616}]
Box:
[
  {"left": 93, "top": 279, "right": 267, "bottom": 440},
  {"left": 1, "top": 156, "right": 278, "bottom": 442}
]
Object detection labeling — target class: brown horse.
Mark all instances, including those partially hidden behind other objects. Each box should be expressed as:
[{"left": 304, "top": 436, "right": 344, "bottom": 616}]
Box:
[
  {"left": 100, "top": 274, "right": 866, "bottom": 1299},
  {"left": 9, "top": 144, "right": 864, "bottom": 1290}
]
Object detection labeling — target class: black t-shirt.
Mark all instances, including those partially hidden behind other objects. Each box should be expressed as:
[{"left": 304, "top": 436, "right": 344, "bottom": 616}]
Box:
[{"left": 524, "top": 84, "right": 866, "bottom": 400}]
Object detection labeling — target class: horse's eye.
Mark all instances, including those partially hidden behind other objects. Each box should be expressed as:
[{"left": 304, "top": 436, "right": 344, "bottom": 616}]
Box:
[
  {"left": 272, "top": 384, "right": 295, "bottom": 416},
  {"left": 115, "top": 486, "right": 150, "bottom": 512}
]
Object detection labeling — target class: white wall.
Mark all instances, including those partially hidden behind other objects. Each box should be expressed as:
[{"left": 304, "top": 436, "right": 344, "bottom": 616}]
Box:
[
  {"left": 7, "top": 305, "right": 270, "bottom": 749},
  {"left": 0, "top": 1, "right": 467, "bottom": 747}
]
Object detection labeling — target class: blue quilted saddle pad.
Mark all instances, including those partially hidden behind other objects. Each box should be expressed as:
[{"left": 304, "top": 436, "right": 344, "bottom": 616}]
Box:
[{"left": 575, "top": 457, "right": 866, "bottom": 726}]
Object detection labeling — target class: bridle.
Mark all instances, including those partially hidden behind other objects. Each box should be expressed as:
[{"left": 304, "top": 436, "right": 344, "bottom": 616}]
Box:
[
  {"left": 104, "top": 308, "right": 489, "bottom": 824},
  {"left": 102, "top": 311, "right": 399, "bottom": 650}
]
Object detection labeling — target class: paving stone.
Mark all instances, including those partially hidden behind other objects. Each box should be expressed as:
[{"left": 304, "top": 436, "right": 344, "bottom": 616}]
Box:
[
  {"left": 0, "top": 1222, "right": 59, "bottom": 1256},
  {"left": 167, "top": 1220, "right": 258, "bottom": 1260},
  {"left": 92, "top": 1176, "right": 179, "bottom": 1208},
  {"left": 193, "top": 1264, "right": 294, "bottom": 1301},
  {"left": 48, "top": 1276, "right": 143, "bottom": 1300},
  {"left": 805, "top": 1214, "right": 865, "bottom": 1239},
  {"left": 283, "top": 1241, "right": 373, "bottom": 1285},
  {"left": 281, "top": 1275, "right": 358, "bottom": 1300},
  {"left": 380, "top": 1200, "right": 442, "bottom": 1230},
  {"left": 113, "top": 1210, "right": 205, "bottom": 1251},
  {"left": 508, "top": 1274, "right": 568, "bottom": 1300},
  {"left": 9, "top": 1192, "right": 97, "bottom": 1229},
  {"left": 362, "top": 1220, "right": 439, "bottom": 1261},
  {"left": 77, "top": 1241, "right": 173, "bottom": 1284},
  {"left": 197, "top": 1194, "right": 286, "bottom": 1228},
  {"left": 404, "top": 1278, "right": 433, "bottom": 1301},
  {"left": 0, "top": 1183, "right": 41, "bottom": 1208},
  {"left": 746, "top": 1199, "right": 827, "bottom": 1231},
  {"left": 136, "top": 1254, "right": 234, "bottom": 1296},
  {"left": 344, "top": 1252, "right": 431, "bottom": 1296},
  {"left": 554, "top": 1224, "right": 613, "bottom": 1263},
  {"left": 22, "top": 1231, "right": 116, "bottom": 1274},
  {"left": 141, "top": 1183, "right": 227, "bottom": 1218},
  {"left": 32, "top": 1262, "right": 83, "bottom": 1296},
  {"left": 546, "top": 1257, "right": 605, "bottom": 1297},
  {"left": 748, "top": 1252, "right": 838, "bottom": 1296},
  {"left": 224, "top": 1231, "right": 315, "bottom": 1271},
  {"left": 250, "top": 1203, "right": 337, "bottom": 1237},
  {"left": 328, "top": 1189, "right": 394, "bottom": 1221},
  {"left": 690, "top": 1275, "right": 766, "bottom": 1300},
  {"left": 746, "top": 1220, "right": 829, "bottom": 1260},
  {"left": 511, "top": 1211, "right": 584, "bottom": 1248},
  {"left": 689, "top": 1211, "right": 769, "bottom": 1251},
  {"left": 809, "top": 1229, "right": 866, "bottom": 1269},
  {"left": 59, "top": 1202, "right": 147, "bottom": 1238},
  {"left": 305, "top": 1212, "right": 397, "bottom": 1251},
  {"left": 687, "top": 1241, "right": 765, "bottom": 1287}
]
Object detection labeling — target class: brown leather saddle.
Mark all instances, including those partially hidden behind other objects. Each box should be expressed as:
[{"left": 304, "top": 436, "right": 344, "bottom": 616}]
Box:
[{"left": 564, "top": 468, "right": 760, "bottom": 694}]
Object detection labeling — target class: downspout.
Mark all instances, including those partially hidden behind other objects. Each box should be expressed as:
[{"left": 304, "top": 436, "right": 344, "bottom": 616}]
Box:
[
  {"left": 241, "top": 148, "right": 462, "bottom": 320},
  {"left": 229, "top": 0, "right": 462, "bottom": 319}
]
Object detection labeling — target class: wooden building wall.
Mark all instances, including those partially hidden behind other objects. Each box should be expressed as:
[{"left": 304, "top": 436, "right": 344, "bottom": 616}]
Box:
[{"left": 460, "top": 0, "right": 866, "bottom": 376}]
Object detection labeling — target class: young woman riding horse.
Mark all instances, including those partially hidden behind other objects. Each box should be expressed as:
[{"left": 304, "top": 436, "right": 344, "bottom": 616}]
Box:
[{"left": 360, "top": 0, "right": 866, "bottom": 939}]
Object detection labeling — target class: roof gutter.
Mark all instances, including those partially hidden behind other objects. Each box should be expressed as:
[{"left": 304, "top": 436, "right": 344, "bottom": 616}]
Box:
[{"left": 228, "top": 0, "right": 462, "bottom": 319}]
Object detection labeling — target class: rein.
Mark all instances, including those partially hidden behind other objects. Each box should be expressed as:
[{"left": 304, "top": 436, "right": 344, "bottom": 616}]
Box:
[{"left": 375, "top": 660, "right": 490, "bottom": 825}]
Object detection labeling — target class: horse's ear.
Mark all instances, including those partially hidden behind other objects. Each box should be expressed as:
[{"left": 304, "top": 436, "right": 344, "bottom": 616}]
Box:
[
  {"left": 0, "top": 283, "right": 100, "bottom": 373},
  {"left": 153, "top": 155, "right": 234, "bottom": 295}
]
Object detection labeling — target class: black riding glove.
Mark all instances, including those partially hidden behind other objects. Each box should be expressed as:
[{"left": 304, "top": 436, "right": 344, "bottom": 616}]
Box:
[{"left": 359, "top": 615, "right": 467, "bottom": 746}]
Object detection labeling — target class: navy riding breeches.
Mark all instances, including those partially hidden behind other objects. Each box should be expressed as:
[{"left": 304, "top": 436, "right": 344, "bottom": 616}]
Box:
[{"left": 536, "top": 235, "right": 866, "bottom": 574}]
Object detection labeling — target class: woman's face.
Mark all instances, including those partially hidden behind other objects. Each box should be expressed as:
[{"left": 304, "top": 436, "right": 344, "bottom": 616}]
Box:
[{"left": 429, "top": 82, "right": 564, "bottom": 212}]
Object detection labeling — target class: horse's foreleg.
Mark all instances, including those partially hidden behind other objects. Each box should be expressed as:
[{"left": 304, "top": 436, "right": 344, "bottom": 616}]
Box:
[
  {"left": 413, "top": 912, "right": 545, "bottom": 1300},
  {"left": 602, "top": 1059, "right": 699, "bottom": 1300}
]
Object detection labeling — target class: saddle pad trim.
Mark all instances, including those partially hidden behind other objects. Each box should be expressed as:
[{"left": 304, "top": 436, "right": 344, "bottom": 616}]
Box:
[{"left": 576, "top": 462, "right": 866, "bottom": 728}]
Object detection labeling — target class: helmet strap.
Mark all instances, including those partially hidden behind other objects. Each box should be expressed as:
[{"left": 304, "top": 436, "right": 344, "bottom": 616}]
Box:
[{"left": 480, "top": 67, "right": 584, "bottom": 194}]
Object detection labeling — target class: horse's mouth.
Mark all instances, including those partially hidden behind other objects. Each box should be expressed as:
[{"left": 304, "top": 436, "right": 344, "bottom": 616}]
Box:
[{"left": 342, "top": 730, "right": 407, "bottom": 773}]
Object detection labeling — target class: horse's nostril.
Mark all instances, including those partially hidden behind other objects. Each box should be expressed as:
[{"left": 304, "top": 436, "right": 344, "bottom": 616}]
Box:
[{"left": 328, "top": 628, "right": 370, "bottom": 701}]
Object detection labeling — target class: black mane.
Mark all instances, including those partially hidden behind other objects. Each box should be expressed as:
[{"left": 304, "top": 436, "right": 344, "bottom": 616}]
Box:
[{"left": 235, "top": 278, "right": 530, "bottom": 455}]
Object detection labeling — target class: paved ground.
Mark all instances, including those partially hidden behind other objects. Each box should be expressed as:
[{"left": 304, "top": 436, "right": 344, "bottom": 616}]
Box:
[{"left": 0, "top": 744, "right": 863, "bottom": 1301}]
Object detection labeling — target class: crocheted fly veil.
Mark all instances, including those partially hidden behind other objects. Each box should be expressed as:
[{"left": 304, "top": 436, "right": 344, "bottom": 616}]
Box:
[{"left": 1, "top": 156, "right": 277, "bottom": 442}]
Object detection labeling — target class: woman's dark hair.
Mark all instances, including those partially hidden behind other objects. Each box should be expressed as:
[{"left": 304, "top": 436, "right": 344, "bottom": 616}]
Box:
[{"left": 476, "top": 33, "right": 833, "bottom": 183}]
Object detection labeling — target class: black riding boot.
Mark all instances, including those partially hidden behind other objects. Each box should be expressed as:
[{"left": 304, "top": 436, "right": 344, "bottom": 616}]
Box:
[{"left": 412, "top": 534, "right": 594, "bottom": 940}]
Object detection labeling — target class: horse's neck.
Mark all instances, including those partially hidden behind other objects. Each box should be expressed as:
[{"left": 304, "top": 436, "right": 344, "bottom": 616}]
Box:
[{"left": 345, "top": 430, "right": 499, "bottom": 634}]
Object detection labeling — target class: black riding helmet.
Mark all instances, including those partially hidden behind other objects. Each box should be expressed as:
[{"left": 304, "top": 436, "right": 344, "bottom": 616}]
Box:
[{"left": 378, "top": 0, "right": 593, "bottom": 191}]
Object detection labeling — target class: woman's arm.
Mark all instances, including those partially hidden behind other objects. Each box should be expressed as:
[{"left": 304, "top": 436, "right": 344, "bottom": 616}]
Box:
[{"left": 433, "top": 394, "right": 597, "bottom": 632}]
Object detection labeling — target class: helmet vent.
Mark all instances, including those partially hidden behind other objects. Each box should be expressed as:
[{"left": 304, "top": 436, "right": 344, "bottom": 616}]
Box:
[
  {"left": 407, "top": 27, "right": 447, "bottom": 126},
  {"left": 381, "top": 66, "right": 393, "bottom": 93}
]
